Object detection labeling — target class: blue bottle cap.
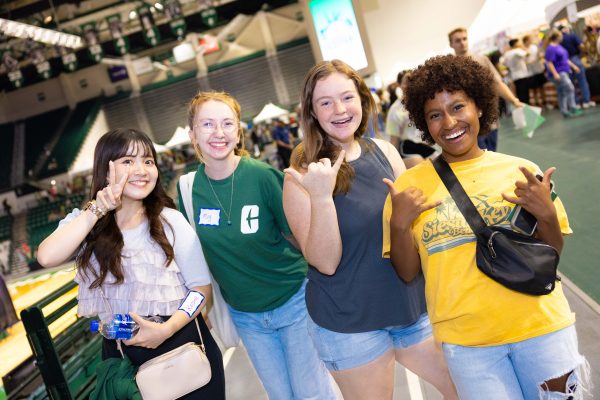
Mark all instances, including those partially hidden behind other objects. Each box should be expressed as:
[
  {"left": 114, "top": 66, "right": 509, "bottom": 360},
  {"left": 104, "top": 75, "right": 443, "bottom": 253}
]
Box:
[{"left": 90, "top": 320, "right": 100, "bottom": 332}]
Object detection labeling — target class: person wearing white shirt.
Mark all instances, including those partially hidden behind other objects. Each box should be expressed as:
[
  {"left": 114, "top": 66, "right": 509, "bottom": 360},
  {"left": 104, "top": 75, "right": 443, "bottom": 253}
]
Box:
[{"left": 502, "top": 38, "right": 531, "bottom": 104}]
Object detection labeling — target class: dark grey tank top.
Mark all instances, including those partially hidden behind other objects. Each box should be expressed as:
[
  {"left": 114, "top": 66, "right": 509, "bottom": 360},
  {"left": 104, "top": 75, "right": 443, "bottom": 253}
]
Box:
[{"left": 306, "top": 138, "right": 427, "bottom": 333}]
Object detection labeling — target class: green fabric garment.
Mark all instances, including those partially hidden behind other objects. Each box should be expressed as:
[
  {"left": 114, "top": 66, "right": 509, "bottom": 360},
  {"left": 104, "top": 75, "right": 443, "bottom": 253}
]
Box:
[
  {"left": 90, "top": 357, "right": 141, "bottom": 400},
  {"left": 177, "top": 157, "right": 307, "bottom": 312}
]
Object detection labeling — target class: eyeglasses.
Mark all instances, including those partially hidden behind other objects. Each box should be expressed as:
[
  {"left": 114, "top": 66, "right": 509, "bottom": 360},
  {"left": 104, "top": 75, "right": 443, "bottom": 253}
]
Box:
[{"left": 194, "top": 118, "right": 238, "bottom": 134}]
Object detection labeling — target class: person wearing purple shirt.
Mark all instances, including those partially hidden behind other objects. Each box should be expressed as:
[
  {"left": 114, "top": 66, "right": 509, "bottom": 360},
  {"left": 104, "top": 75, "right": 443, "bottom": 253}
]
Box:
[
  {"left": 559, "top": 25, "right": 596, "bottom": 108},
  {"left": 545, "top": 29, "right": 582, "bottom": 118}
]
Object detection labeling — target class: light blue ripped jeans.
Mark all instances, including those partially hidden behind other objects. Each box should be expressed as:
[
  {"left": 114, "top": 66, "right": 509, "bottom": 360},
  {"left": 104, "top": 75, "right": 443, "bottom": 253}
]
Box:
[
  {"left": 442, "top": 325, "right": 589, "bottom": 399},
  {"left": 227, "top": 280, "right": 336, "bottom": 400}
]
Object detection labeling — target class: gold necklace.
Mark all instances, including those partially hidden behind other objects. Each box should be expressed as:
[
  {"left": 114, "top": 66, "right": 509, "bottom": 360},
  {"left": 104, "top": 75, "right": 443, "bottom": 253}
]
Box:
[{"left": 206, "top": 170, "right": 235, "bottom": 226}]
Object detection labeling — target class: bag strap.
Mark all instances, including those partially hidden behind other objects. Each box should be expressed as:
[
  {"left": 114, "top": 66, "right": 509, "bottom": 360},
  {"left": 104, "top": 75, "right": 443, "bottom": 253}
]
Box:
[
  {"left": 179, "top": 171, "right": 197, "bottom": 226},
  {"left": 175, "top": 171, "right": 208, "bottom": 349},
  {"left": 432, "top": 156, "right": 487, "bottom": 232}
]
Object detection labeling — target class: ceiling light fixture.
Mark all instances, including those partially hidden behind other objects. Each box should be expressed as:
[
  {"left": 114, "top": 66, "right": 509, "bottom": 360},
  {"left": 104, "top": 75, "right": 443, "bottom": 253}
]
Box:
[{"left": 0, "top": 18, "right": 82, "bottom": 48}]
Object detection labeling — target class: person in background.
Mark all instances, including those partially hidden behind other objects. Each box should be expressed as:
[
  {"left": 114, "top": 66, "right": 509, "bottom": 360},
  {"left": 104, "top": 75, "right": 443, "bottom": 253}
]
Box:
[
  {"left": 271, "top": 119, "right": 294, "bottom": 169},
  {"left": 501, "top": 38, "right": 531, "bottom": 104},
  {"left": 559, "top": 25, "right": 596, "bottom": 108},
  {"left": 183, "top": 91, "right": 336, "bottom": 400},
  {"left": 383, "top": 54, "right": 588, "bottom": 400},
  {"left": 386, "top": 71, "right": 438, "bottom": 168},
  {"left": 283, "top": 59, "right": 457, "bottom": 400},
  {"left": 544, "top": 29, "right": 584, "bottom": 118},
  {"left": 523, "top": 34, "right": 551, "bottom": 109},
  {"left": 448, "top": 27, "right": 524, "bottom": 151},
  {"left": 37, "top": 128, "right": 225, "bottom": 398}
]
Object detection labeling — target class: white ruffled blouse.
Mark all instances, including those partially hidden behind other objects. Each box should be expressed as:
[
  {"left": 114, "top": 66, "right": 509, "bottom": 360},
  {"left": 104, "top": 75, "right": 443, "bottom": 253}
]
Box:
[{"left": 60, "top": 207, "right": 211, "bottom": 321}]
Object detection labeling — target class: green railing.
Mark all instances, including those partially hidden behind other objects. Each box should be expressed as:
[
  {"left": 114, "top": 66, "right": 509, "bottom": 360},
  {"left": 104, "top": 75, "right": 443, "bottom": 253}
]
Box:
[{"left": 12, "top": 280, "right": 102, "bottom": 399}]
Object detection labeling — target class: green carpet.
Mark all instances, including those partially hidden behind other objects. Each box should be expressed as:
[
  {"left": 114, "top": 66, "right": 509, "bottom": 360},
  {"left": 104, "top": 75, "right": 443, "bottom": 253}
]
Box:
[{"left": 498, "top": 106, "right": 600, "bottom": 304}]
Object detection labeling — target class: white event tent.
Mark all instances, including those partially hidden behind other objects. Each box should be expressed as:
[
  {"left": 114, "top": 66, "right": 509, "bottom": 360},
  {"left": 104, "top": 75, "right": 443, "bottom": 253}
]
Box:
[{"left": 252, "top": 103, "right": 289, "bottom": 124}]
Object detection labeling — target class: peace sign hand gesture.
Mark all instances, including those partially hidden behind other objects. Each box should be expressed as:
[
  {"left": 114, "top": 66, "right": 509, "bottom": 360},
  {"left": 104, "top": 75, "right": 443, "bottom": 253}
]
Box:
[
  {"left": 383, "top": 178, "right": 442, "bottom": 232},
  {"left": 285, "top": 150, "right": 346, "bottom": 200},
  {"left": 95, "top": 161, "right": 128, "bottom": 214}
]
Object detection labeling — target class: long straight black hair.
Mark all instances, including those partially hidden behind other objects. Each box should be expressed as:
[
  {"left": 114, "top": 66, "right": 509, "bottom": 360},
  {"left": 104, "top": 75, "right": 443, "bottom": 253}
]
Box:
[{"left": 77, "top": 128, "right": 176, "bottom": 288}]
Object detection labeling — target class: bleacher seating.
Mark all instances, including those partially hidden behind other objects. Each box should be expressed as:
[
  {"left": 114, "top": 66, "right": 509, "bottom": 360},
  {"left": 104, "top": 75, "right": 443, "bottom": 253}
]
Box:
[
  {"left": 26, "top": 194, "right": 86, "bottom": 251},
  {"left": 24, "top": 107, "right": 70, "bottom": 174},
  {"left": 0, "top": 124, "right": 14, "bottom": 190},
  {"left": 0, "top": 216, "right": 11, "bottom": 242},
  {"left": 38, "top": 99, "right": 102, "bottom": 179}
]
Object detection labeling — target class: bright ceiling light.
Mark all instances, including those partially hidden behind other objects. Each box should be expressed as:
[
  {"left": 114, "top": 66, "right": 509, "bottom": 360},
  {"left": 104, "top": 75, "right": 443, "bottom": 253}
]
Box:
[
  {"left": 154, "top": 3, "right": 164, "bottom": 10},
  {"left": 0, "top": 18, "right": 82, "bottom": 48},
  {"left": 129, "top": 10, "right": 137, "bottom": 19}
]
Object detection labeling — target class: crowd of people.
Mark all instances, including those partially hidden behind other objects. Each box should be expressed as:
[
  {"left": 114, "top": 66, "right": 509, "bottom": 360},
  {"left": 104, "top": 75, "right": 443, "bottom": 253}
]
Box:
[{"left": 19, "top": 17, "right": 596, "bottom": 400}]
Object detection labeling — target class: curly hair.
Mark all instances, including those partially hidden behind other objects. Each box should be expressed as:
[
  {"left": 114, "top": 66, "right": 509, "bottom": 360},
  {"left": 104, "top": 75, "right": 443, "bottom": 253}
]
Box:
[{"left": 402, "top": 55, "right": 499, "bottom": 145}]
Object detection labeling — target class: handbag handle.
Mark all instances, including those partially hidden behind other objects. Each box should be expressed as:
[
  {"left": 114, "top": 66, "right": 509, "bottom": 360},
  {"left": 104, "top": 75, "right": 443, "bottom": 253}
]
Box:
[
  {"left": 98, "top": 287, "right": 205, "bottom": 358},
  {"left": 431, "top": 156, "right": 487, "bottom": 232}
]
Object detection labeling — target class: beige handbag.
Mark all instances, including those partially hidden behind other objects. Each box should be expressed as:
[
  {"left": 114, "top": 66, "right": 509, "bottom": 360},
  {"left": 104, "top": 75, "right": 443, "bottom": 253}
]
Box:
[
  {"left": 99, "top": 289, "right": 212, "bottom": 399},
  {"left": 135, "top": 319, "right": 212, "bottom": 400}
]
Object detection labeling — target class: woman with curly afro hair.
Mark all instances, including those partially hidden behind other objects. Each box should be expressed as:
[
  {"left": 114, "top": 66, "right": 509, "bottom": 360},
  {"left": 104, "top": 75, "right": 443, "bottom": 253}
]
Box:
[{"left": 382, "top": 55, "right": 588, "bottom": 399}]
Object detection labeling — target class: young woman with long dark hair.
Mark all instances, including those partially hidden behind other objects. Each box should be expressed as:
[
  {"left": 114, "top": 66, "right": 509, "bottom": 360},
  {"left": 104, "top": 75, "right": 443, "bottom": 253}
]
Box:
[{"left": 38, "top": 128, "right": 225, "bottom": 399}]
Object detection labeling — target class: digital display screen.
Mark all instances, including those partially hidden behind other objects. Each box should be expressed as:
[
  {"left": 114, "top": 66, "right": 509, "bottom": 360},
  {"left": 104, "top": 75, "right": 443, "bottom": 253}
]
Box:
[{"left": 309, "top": 0, "right": 369, "bottom": 72}]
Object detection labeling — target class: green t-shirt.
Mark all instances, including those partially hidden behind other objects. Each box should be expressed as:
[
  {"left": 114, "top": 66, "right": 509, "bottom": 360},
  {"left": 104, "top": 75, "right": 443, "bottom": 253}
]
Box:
[{"left": 178, "top": 157, "right": 307, "bottom": 312}]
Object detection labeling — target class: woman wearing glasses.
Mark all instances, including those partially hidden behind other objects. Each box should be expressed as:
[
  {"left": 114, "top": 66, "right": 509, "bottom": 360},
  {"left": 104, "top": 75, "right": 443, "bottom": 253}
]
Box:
[{"left": 179, "top": 91, "right": 335, "bottom": 399}]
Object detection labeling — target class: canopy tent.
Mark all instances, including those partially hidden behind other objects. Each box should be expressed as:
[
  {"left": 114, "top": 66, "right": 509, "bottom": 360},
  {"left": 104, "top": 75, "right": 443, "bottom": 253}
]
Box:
[
  {"left": 153, "top": 142, "right": 169, "bottom": 153},
  {"left": 252, "top": 103, "right": 289, "bottom": 124},
  {"left": 164, "top": 126, "right": 191, "bottom": 148},
  {"left": 469, "top": 0, "right": 600, "bottom": 52},
  {"left": 469, "top": 0, "right": 552, "bottom": 52},
  {"left": 546, "top": 0, "right": 600, "bottom": 25}
]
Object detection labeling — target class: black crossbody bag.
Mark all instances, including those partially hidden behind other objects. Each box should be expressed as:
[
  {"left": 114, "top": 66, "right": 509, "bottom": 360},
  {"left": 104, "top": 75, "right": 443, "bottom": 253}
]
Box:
[{"left": 432, "top": 156, "right": 560, "bottom": 295}]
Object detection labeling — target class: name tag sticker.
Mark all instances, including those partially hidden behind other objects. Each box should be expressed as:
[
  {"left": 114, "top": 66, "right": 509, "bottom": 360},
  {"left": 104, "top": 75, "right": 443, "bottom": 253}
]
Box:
[{"left": 199, "top": 208, "right": 220, "bottom": 226}]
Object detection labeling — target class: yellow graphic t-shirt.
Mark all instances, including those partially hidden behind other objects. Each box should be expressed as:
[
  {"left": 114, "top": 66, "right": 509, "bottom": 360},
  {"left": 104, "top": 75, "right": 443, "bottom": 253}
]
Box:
[{"left": 382, "top": 151, "right": 574, "bottom": 346}]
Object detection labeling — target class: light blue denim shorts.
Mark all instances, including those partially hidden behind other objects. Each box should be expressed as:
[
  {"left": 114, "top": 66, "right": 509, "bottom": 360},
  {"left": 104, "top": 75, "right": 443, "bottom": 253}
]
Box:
[
  {"left": 442, "top": 325, "right": 589, "bottom": 400},
  {"left": 307, "top": 312, "right": 432, "bottom": 371}
]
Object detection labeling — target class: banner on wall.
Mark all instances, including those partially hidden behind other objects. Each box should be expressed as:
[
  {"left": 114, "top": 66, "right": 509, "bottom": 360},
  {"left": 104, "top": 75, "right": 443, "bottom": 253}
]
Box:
[
  {"left": 29, "top": 42, "right": 52, "bottom": 80},
  {"left": 201, "top": 7, "right": 217, "bottom": 27},
  {"left": 106, "top": 14, "right": 129, "bottom": 55},
  {"left": 138, "top": 5, "right": 160, "bottom": 46},
  {"left": 199, "top": 34, "right": 220, "bottom": 54},
  {"left": 57, "top": 45, "right": 78, "bottom": 72},
  {"left": 1, "top": 49, "right": 24, "bottom": 88},
  {"left": 81, "top": 22, "right": 103, "bottom": 62},
  {"left": 164, "top": 0, "right": 187, "bottom": 38}
]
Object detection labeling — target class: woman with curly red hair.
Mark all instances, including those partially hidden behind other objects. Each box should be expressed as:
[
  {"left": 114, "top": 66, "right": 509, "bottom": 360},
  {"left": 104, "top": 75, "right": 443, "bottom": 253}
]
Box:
[{"left": 383, "top": 54, "right": 588, "bottom": 399}]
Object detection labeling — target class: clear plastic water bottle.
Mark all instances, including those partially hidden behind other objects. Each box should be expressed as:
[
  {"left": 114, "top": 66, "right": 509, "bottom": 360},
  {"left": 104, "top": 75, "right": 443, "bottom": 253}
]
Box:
[
  {"left": 90, "top": 314, "right": 164, "bottom": 340},
  {"left": 90, "top": 314, "right": 138, "bottom": 340}
]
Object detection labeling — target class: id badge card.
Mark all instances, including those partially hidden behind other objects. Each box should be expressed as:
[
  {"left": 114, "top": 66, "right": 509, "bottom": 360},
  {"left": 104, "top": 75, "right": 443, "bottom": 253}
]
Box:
[{"left": 199, "top": 208, "right": 220, "bottom": 226}]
